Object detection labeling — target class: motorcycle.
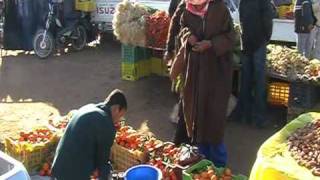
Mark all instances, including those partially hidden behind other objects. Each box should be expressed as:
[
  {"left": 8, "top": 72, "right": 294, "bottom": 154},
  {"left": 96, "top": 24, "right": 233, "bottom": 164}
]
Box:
[{"left": 33, "top": 0, "right": 90, "bottom": 59}]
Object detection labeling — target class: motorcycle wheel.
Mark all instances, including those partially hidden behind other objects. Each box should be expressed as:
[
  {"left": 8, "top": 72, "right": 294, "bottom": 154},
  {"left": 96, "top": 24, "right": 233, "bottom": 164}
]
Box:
[
  {"left": 33, "top": 29, "right": 54, "bottom": 59},
  {"left": 72, "top": 25, "right": 87, "bottom": 51}
]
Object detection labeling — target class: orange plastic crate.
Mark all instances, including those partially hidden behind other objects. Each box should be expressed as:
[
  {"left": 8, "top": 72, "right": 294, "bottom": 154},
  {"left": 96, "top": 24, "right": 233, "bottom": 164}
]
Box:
[{"left": 268, "top": 82, "right": 290, "bottom": 106}]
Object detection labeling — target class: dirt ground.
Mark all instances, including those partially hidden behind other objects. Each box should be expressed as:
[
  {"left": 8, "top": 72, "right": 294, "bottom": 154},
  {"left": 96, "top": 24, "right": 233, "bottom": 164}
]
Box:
[{"left": 0, "top": 41, "right": 286, "bottom": 176}]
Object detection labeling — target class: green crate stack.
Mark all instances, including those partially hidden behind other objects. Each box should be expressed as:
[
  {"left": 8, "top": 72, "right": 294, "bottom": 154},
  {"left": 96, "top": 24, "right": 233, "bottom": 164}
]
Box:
[
  {"left": 121, "top": 44, "right": 152, "bottom": 63},
  {"left": 121, "top": 44, "right": 152, "bottom": 81}
]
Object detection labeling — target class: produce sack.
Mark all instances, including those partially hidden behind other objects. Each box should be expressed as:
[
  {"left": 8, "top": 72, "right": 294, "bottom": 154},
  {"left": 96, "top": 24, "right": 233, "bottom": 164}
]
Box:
[
  {"left": 75, "top": 0, "right": 95, "bottom": 12},
  {"left": 250, "top": 113, "right": 320, "bottom": 180}
]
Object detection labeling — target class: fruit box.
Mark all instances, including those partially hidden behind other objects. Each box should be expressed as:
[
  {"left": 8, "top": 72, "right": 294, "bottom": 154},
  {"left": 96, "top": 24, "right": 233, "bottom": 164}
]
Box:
[
  {"left": 183, "top": 159, "right": 248, "bottom": 180},
  {"left": 111, "top": 143, "right": 148, "bottom": 171},
  {"left": 4, "top": 134, "right": 59, "bottom": 173}
]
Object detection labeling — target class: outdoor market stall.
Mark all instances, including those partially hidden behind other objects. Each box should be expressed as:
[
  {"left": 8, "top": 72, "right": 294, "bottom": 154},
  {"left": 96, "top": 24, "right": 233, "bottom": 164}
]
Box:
[{"left": 2, "top": 110, "right": 248, "bottom": 180}]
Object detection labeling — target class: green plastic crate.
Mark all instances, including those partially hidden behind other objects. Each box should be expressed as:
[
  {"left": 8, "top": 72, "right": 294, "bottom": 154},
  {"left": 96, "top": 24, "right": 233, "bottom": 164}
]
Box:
[
  {"left": 183, "top": 159, "right": 213, "bottom": 180},
  {"left": 121, "top": 60, "right": 151, "bottom": 81},
  {"left": 121, "top": 44, "right": 152, "bottom": 63},
  {"left": 150, "top": 57, "right": 168, "bottom": 76}
]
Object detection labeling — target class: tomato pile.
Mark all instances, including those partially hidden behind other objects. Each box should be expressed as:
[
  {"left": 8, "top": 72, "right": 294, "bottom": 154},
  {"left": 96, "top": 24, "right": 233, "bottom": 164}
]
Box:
[
  {"left": 115, "top": 126, "right": 162, "bottom": 151},
  {"left": 148, "top": 159, "right": 178, "bottom": 180},
  {"left": 151, "top": 143, "right": 181, "bottom": 164},
  {"left": 18, "top": 128, "right": 53, "bottom": 144},
  {"left": 48, "top": 111, "right": 75, "bottom": 130},
  {"left": 146, "top": 11, "right": 171, "bottom": 49},
  {"left": 191, "top": 165, "right": 233, "bottom": 180},
  {"left": 48, "top": 117, "right": 69, "bottom": 130}
]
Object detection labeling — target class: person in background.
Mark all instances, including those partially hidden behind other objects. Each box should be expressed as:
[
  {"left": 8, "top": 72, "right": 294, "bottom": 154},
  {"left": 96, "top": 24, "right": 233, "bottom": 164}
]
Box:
[
  {"left": 171, "top": 0, "right": 235, "bottom": 167},
  {"left": 51, "top": 89, "right": 127, "bottom": 180},
  {"left": 309, "top": 0, "right": 320, "bottom": 59},
  {"left": 231, "top": 0, "right": 275, "bottom": 128},
  {"left": 294, "top": 0, "right": 317, "bottom": 58}
]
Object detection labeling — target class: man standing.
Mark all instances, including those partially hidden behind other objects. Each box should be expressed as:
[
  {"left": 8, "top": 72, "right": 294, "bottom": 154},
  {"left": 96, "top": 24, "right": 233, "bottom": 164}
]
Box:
[
  {"left": 51, "top": 89, "right": 127, "bottom": 180},
  {"left": 295, "top": 0, "right": 316, "bottom": 58},
  {"left": 309, "top": 0, "right": 320, "bottom": 59},
  {"left": 232, "top": 0, "right": 275, "bottom": 128}
]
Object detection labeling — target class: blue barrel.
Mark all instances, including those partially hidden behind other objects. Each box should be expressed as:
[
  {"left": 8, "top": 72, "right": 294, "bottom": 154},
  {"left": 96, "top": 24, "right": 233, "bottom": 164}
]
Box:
[{"left": 124, "top": 165, "right": 162, "bottom": 180}]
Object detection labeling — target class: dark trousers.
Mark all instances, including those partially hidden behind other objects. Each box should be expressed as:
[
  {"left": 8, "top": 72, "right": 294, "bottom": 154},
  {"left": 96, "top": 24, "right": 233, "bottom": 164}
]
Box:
[
  {"left": 234, "top": 44, "right": 267, "bottom": 125},
  {"left": 173, "top": 100, "right": 191, "bottom": 145}
]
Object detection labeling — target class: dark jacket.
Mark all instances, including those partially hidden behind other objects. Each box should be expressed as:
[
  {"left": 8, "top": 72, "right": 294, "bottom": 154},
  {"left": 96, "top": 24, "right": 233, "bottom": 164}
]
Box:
[
  {"left": 239, "top": 0, "right": 275, "bottom": 54},
  {"left": 166, "top": 0, "right": 185, "bottom": 53},
  {"left": 294, "top": 0, "right": 316, "bottom": 33},
  {"left": 51, "top": 103, "right": 116, "bottom": 180},
  {"left": 169, "top": 0, "right": 182, "bottom": 17},
  {"left": 179, "top": 0, "right": 235, "bottom": 144}
]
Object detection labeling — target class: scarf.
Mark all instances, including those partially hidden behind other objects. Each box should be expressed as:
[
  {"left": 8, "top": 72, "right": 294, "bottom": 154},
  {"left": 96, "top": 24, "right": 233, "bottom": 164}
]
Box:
[{"left": 186, "top": 0, "right": 212, "bottom": 17}]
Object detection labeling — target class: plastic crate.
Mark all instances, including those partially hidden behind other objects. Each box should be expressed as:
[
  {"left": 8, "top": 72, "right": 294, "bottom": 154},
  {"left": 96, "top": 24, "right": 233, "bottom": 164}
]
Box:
[
  {"left": 121, "top": 60, "right": 151, "bottom": 81},
  {"left": 4, "top": 132, "right": 59, "bottom": 173},
  {"left": 111, "top": 143, "right": 146, "bottom": 171},
  {"left": 121, "top": 45, "right": 152, "bottom": 63},
  {"left": 267, "top": 82, "right": 290, "bottom": 107},
  {"left": 289, "top": 82, "right": 319, "bottom": 108},
  {"left": 150, "top": 57, "right": 168, "bottom": 76},
  {"left": 75, "top": 0, "right": 95, "bottom": 12},
  {"left": 277, "top": 5, "right": 293, "bottom": 18}
]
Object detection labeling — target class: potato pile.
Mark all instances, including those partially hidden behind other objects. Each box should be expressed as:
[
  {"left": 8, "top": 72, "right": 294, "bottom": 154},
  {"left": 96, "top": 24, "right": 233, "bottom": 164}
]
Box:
[
  {"left": 299, "top": 59, "right": 320, "bottom": 83},
  {"left": 267, "top": 45, "right": 309, "bottom": 80},
  {"left": 287, "top": 120, "right": 320, "bottom": 176}
]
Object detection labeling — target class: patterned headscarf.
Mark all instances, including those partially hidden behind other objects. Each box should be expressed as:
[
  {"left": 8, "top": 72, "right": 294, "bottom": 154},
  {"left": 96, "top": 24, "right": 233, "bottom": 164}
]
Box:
[{"left": 186, "top": 0, "right": 213, "bottom": 17}]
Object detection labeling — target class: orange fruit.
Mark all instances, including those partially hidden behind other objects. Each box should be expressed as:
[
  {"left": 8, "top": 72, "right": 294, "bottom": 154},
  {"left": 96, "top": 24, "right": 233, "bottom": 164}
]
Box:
[{"left": 224, "top": 168, "right": 232, "bottom": 176}]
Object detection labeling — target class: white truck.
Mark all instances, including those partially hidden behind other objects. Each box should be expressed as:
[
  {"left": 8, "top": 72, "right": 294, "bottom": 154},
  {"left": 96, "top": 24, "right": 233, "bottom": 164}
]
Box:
[{"left": 91, "top": 0, "right": 296, "bottom": 43}]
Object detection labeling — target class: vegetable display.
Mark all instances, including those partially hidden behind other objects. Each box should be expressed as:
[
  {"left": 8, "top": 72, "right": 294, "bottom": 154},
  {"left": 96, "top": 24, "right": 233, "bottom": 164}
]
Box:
[
  {"left": 288, "top": 119, "right": 320, "bottom": 176},
  {"left": 113, "top": 0, "right": 154, "bottom": 47},
  {"left": 191, "top": 165, "right": 233, "bottom": 180},
  {"left": 18, "top": 128, "right": 54, "bottom": 144},
  {"left": 146, "top": 10, "right": 171, "bottom": 49},
  {"left": 267, "top": 45, "right": 320, "bottom": 83}
]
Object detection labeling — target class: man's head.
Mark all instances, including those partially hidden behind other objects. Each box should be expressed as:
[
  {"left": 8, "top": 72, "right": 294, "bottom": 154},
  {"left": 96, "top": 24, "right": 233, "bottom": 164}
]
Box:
[{"left": 105, "top": 89, "right": 127, "bottom": 124}]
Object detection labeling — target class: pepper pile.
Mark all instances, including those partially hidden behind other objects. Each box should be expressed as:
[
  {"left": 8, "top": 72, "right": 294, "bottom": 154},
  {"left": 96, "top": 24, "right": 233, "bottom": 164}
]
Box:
[{"left": 146, "top": 11, "right": 171, "bottom": 49}]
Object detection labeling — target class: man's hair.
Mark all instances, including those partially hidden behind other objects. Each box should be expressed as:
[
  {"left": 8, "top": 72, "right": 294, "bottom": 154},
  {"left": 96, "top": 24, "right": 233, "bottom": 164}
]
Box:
[{"left": 105, "top": 89, "right": 127, "bottom": 110}]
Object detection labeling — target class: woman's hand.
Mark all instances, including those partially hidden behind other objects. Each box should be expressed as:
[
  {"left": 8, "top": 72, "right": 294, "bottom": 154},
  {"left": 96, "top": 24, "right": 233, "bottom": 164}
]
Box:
[
  {"left": 192, "top": 40, "right": 212, "bottom": 52},
  {"left": 188, "top": 35, "right": 198, "bottom": 46}
]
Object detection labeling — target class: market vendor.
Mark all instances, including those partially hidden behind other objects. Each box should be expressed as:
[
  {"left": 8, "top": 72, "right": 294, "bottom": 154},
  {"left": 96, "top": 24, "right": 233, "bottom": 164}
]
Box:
[
  {"left": 51, "top": 89, "right": 127, "bottom": 180},
  {"left": 169, "top": 0, "right": 235, "bottom": 167}
]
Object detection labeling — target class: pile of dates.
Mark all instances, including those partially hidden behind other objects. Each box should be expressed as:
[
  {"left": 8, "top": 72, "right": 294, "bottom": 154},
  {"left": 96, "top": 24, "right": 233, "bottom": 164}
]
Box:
[{"left": 288, "top": 120, "right": 320, "bottom": 176}]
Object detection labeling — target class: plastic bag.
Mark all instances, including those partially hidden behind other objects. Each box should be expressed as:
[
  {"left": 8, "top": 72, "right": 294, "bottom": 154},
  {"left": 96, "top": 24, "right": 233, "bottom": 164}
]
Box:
[{"left": 250, "top": 113, "right": 320, "bottom": 180}]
